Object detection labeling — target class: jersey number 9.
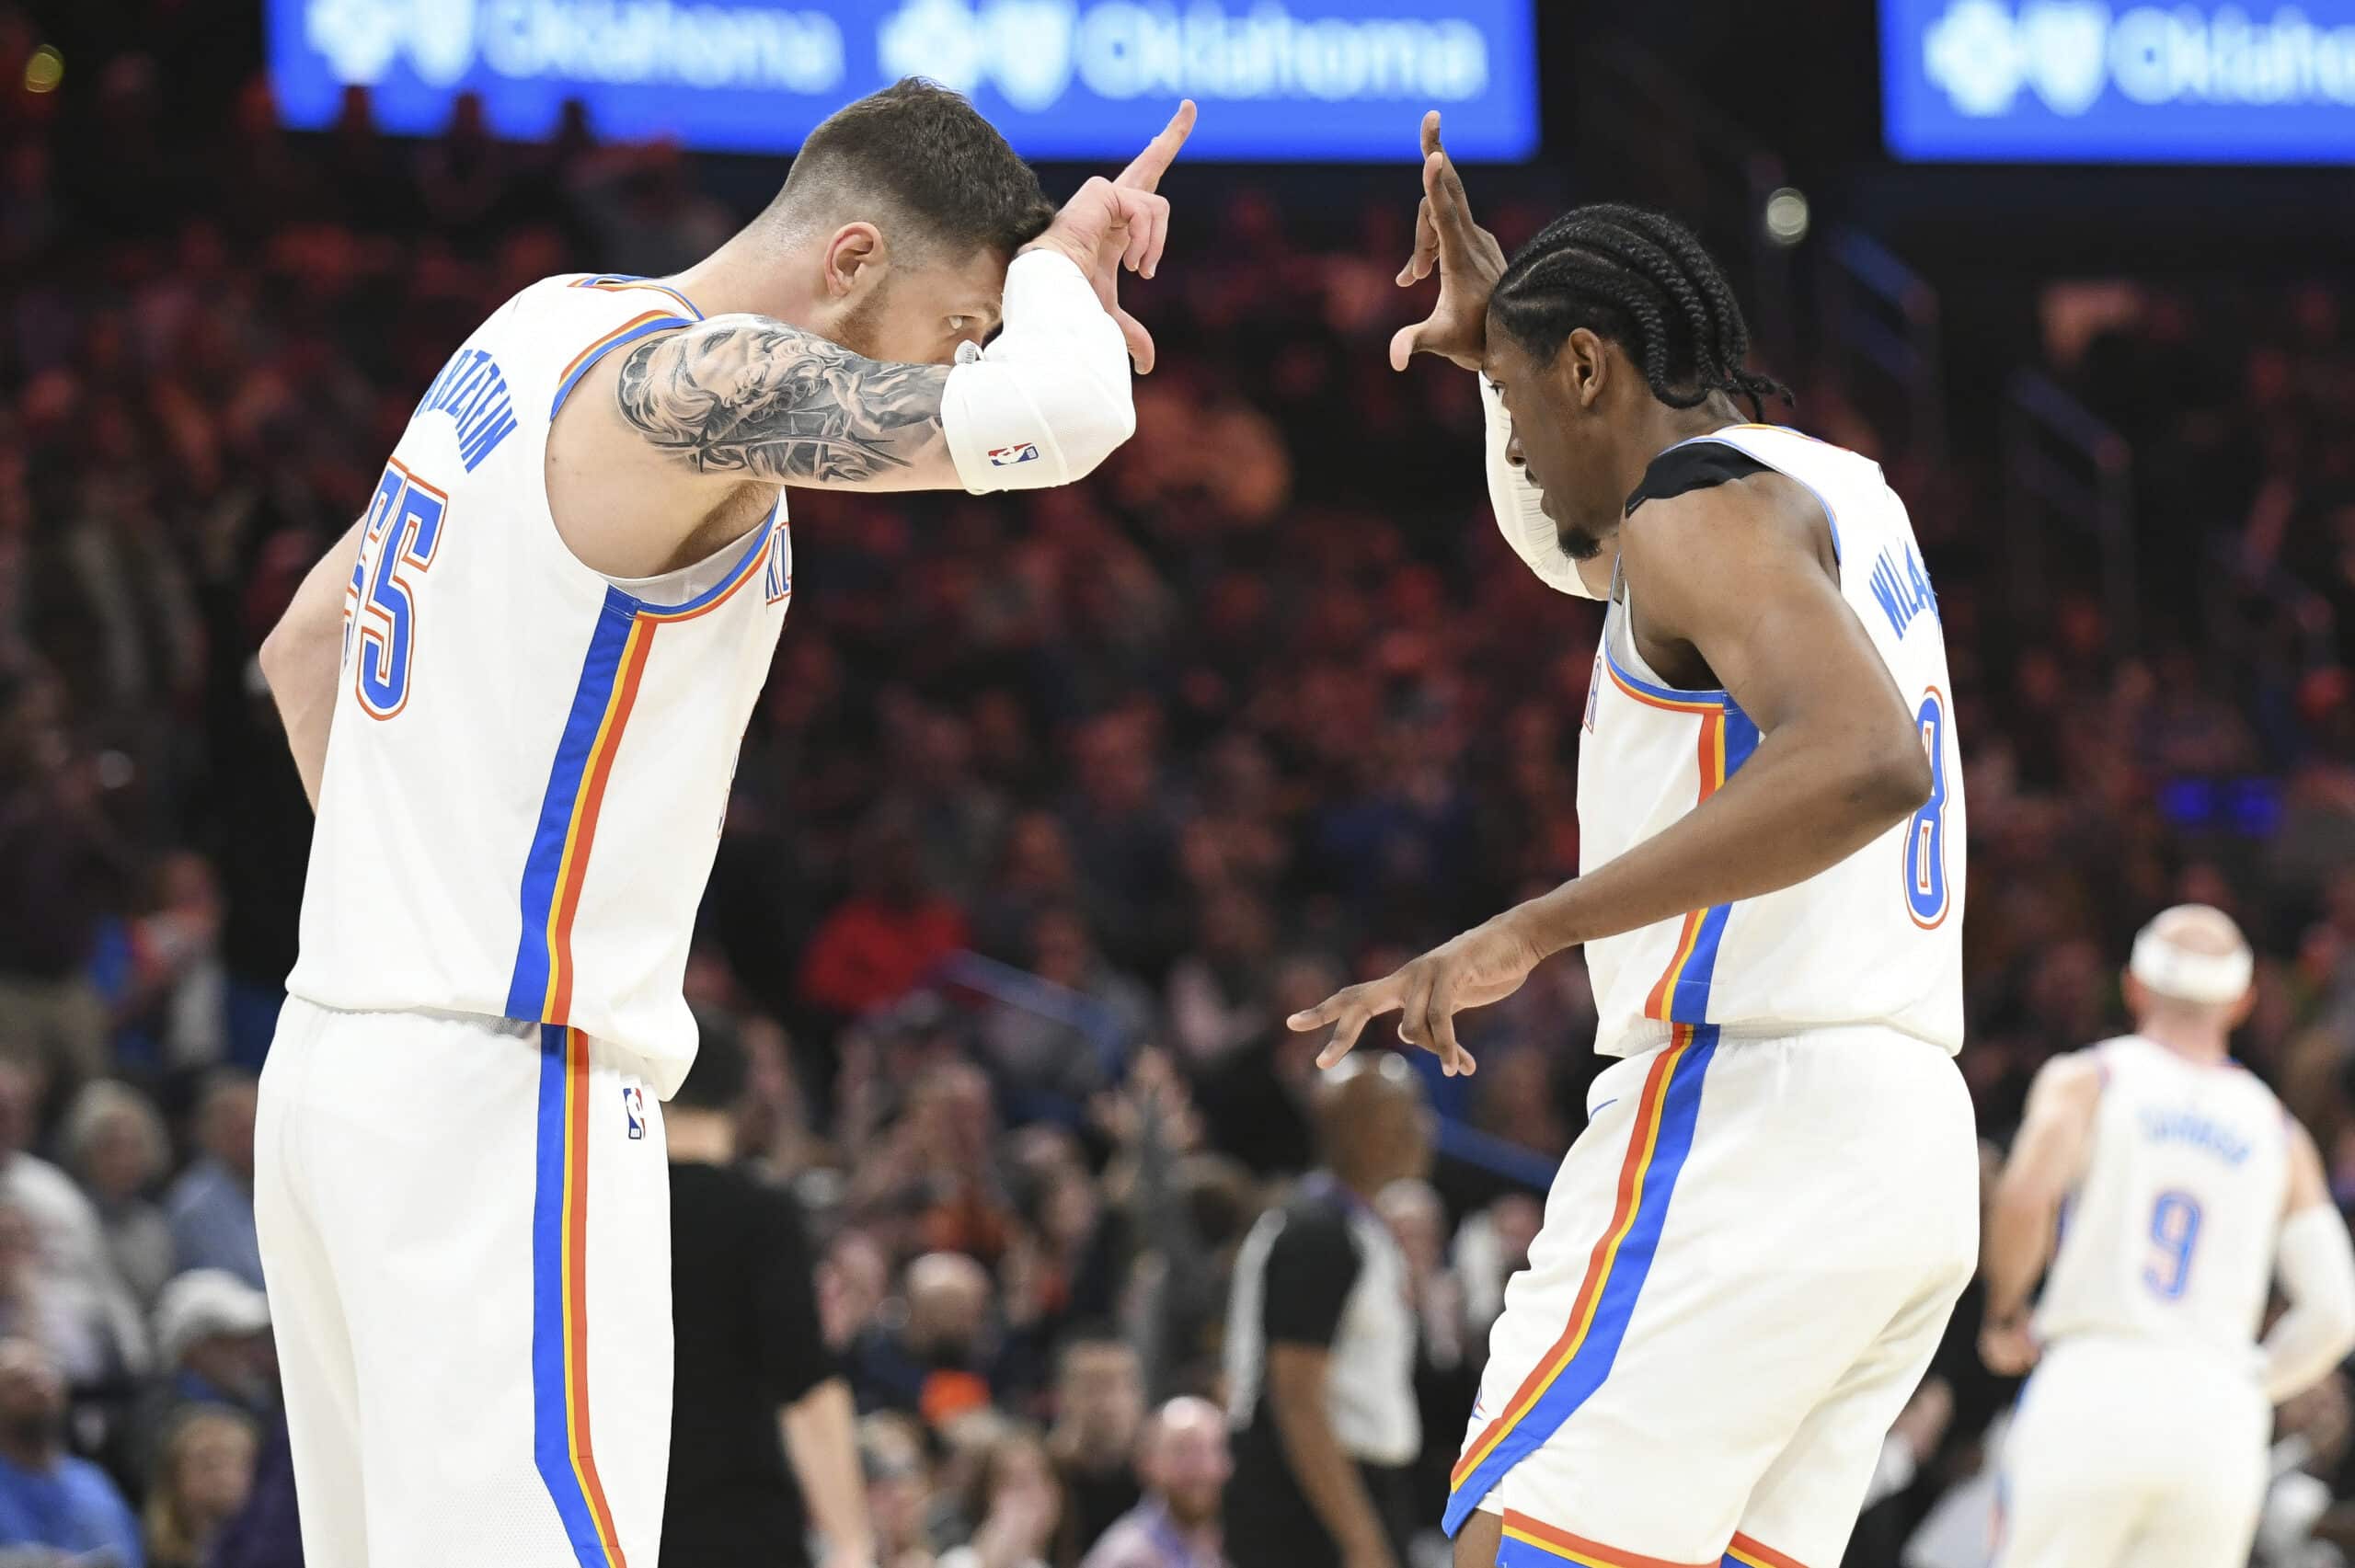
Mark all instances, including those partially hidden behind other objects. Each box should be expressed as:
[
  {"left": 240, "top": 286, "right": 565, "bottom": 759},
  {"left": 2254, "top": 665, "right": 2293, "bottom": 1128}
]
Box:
[
  {"left": 2142, "top": 1189, "right": 2202, "bottom": 1299},
  {"left": 346, "top": 461, "right": 450, "bottom": 721}
]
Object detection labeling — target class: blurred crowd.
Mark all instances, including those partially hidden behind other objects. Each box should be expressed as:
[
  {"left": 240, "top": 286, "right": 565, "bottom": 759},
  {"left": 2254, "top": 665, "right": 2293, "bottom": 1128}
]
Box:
[{"left": 10, "top": 5, "right": 2355, "bottom": 1565}]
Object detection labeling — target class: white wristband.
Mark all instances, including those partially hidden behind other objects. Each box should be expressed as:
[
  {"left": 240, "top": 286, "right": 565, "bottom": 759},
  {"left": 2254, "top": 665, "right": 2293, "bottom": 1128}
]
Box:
[
  {"left": 2263, "top": 1202, "right": 2355, "bottom": 1402},
  {"left": 942, "top": 249, "right": 1133, "bottom": 494}
]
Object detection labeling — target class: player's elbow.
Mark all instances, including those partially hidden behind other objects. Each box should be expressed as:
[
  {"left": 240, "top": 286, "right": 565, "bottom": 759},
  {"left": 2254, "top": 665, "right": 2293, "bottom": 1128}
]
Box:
[
  {"left": 257, "top": 614, "right": 304, "bottom": 699},
  {"left": 2323, "top": 1299, "right": 2355, "bottom": 1363},
  {"left": 1844, "top": 722, "right": 1934, "bottom": 830},
  {"left": 1063, "top": 386, "right": 1136, "bottom": 481},
  {"left": 258, "top": 592, "right": 339, "bottom": 704},
  {"left": 2315, "top": 1265, "right": 2355, "bottom": 1352}
]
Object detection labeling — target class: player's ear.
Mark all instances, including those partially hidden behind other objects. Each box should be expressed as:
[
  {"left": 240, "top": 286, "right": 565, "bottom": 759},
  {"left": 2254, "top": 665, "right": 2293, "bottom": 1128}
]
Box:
[
  {"left": 1563, "top": 326, "right": 1607, "bottom": 411},
  {"left": 820, "top": 223, "right": 887, "bottom": 301}
]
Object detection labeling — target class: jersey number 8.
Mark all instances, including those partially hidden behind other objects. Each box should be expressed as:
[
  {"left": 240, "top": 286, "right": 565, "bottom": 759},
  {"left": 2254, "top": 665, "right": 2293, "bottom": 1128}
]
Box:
[
  {"left": 346, "top": 460, "right": 450, "bottom": 721},
  {"left": 1902, "top": 688, "right": 1951, "bottom": 928}
]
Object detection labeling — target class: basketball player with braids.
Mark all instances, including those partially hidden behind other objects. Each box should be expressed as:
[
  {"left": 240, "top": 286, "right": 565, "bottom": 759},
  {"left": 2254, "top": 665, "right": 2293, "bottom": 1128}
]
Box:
[{"left": 1291, "top": 117, "right": 1976, "bottom": 1568}]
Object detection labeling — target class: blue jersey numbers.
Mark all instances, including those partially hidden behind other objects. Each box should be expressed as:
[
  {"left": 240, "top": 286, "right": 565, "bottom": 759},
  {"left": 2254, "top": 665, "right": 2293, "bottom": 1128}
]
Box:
[
  {"left": 2143, "top": 1189, "right": 2203, "bottom": 1299},
  {"left": 1903, "top": 687, "right": 1951, "bottom": 928},
  {"left": 346, "top": 460, "right": 450, "bottom": 720}
]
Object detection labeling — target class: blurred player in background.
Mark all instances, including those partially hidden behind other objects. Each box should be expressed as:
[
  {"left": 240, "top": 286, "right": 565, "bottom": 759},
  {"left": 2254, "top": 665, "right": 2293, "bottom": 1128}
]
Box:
[
  {"left": 251, "top": 80, "right": 1192, "bottom": 1566},
  {"left": 1292, "top": 115, "right": 1975, "bottom": 1568},
  {"left": 1982, "top": 904, "right": 2355, "bottom": 1567}
]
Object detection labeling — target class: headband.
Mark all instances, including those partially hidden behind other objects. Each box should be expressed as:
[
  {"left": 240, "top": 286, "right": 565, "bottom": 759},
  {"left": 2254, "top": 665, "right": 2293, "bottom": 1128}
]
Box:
[{"left": 2130, "top": 924, "right": 2253, "bottom": 1004}]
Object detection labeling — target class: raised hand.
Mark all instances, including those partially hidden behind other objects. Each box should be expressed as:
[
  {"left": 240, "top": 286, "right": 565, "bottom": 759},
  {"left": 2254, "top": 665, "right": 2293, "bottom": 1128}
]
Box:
[
  {"left": 1285, "top": 913, "right": 1544, "bottom": 1077},
  {"left": 1024, "top": 100, "right": 1195, "bottom": 373},
  {"left": 1389, "top": 109, "right": 1508, "bottom": 373}
]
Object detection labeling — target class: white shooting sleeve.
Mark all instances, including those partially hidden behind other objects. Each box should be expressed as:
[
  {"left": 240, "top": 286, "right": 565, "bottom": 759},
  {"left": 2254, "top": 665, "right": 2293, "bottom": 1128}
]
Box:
[
  {"left": 1482, "top": 375, "right": 1598, "bottom": 600},
  {"left": 2261, "top": 1203, "right": 2355, "bottom": 1402},
  {"left": 942, "top": 250, "right": 1134, "bottom": 494}
]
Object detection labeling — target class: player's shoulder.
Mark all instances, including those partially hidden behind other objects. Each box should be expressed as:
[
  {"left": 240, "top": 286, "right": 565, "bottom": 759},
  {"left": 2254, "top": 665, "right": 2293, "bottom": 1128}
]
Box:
[
  {"left": 1616, "top": 454, "right": 1831, "bottom": 598},
  {"left": 2031, "top": 1044, "right": 2115, "bottom": 1105}
]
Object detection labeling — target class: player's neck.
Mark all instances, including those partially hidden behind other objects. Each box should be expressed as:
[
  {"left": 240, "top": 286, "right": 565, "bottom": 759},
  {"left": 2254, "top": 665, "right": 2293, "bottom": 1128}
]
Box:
[
  {"left": 2137, "top": 1018, "right": 2232, "bottom": 1065},
  {"left": 1617, "top": 394, "right": 1746, "bottom": 498},
  {"left": 671, "top": 235, "right": 824, "bottom": 332}
]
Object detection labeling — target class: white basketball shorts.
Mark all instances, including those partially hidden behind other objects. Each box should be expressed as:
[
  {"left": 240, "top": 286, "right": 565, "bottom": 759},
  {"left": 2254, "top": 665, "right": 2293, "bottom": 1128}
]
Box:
[
  {"left": 1453, "top": 1024, "right": 1979, "bottom": 1568},
  {"left": 256, "top": 996, "right": 672, "bottom": 1566},
  {"left": 1994, "top": 1335, "right": 2269, "bottom": 1568}
]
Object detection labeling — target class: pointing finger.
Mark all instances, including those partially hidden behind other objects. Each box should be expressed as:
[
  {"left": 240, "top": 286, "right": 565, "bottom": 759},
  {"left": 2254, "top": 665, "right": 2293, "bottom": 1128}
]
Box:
[
  {"left": 1288, "top": 985, "right": 1358, "bottom": 1034},
  {"left": 1315, "top": 1007, "right": 1372, "bottom": 1070},
  {"left": 1117, "top": 99, "right": 1198, "bottom": 192},
  {"left": 1419, "top": 109, "right": 1442, "bottom": 160}
]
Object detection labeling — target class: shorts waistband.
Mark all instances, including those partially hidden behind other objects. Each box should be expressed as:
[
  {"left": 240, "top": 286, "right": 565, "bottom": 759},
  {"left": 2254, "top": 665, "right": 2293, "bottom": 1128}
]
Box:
[
  {"left": 1598, "top": 1019, "right": 1955, "bottom": 1056},
  {"left": 281, "top": 996, "right": 669, "bottom": 1086}
]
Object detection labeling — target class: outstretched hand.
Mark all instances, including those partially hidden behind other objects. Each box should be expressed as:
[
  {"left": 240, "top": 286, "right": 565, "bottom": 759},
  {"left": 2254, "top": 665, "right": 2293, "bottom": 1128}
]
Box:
[
  {"left": 1025, "top": 100, "right": 1196, "bottom": 373},
  {"left": 1286, "top": 914, "right": 1545, "bottom": 1077},
  {"left": 1390, "top": 110, "right": 1507, "bottom": 373}
]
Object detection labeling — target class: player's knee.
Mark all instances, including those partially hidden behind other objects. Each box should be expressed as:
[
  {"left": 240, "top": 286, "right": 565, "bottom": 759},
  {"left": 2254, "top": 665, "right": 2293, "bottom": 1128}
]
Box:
[{"left": 1453, "top": 1509, "right": 1502, "bottom": 1568}]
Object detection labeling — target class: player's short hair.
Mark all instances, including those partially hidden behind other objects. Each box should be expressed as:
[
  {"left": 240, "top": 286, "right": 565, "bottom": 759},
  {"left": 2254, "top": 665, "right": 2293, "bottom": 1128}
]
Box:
[
  {"left": 768, "top": 78, "right": 1056, "bottom": 262},
  {"left": 1490, "top": 204, "right": 1791, "bottom": 419}
]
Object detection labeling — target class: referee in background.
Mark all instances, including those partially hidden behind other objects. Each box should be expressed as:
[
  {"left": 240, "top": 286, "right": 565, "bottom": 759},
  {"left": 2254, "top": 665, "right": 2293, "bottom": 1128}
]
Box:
[
  {"left": 1221, "top": 1055, "right": 1430, "bottom": 1568},
  {"left": 664, "top": 1011, "right": 873, "bottom": 1568}
]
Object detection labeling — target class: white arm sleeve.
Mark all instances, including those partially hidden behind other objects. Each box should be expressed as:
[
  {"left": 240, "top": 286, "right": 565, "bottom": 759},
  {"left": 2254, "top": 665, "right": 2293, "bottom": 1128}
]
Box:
[
  {"left": 941, "top": 250, "right": 1134, "bottom": 494},
  {"left": 2262, "top": 1203, "right": 2355, "bottom": 1403},
  {"left": 1483, "top": 375, "right": 1599, "bottom": 600}
]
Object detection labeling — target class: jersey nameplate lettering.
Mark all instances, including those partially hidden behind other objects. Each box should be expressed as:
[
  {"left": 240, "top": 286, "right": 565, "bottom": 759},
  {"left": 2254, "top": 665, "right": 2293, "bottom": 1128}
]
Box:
[{"left": 413, "top": 347, "right": 520, "bottom": 473}]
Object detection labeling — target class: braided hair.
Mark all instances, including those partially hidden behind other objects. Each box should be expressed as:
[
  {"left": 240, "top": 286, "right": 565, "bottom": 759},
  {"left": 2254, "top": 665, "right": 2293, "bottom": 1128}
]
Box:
[{"left": 1489, "top": 204, "right": 1791, "bottom": 419}]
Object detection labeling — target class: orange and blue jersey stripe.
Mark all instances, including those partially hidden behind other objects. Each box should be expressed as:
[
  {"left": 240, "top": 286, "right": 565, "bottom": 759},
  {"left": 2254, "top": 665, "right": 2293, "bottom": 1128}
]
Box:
[
  {"left": 1463, "top": 624, "right": 1809, "bottom": 1568},
  {"left": 1443, "top": 1025, "right": 1717, "bottom": 1536},
  {"left": 1492, "top": 1513, "right": 1811, "bottom": 1568},
  {"left": 1496, "top": 1512, "right": 1719, "bottom": 1568},
  {"left": 550, "top": 309, "right": 695, "bottom": 418},
  {"left": 503, "top": 496, "right": 779, "bottom": 1565},
  {"left": 505, "top": 593, "right": 651, "bottom": 1024},
  {"left": 571, "top": 274, "right": 705, "bottom": 321},
  {"left": 504, "top": 498, "right": 781, "bottom": 1024},
  {"left": 1598, "top": 643, "right": 1761, "bottom": 1024},
  {"left": 1722, "top": 1533, "right": 1810, "bottom": 1568},
  {"left": 532, "top": 1024, "right": 627, "bottom": 1566}
]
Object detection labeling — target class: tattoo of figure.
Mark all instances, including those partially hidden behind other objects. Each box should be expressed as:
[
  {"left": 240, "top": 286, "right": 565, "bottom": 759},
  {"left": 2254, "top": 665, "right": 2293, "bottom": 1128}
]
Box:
[{"left": 615, "top": 319, "right": 951, "bottom": 485}]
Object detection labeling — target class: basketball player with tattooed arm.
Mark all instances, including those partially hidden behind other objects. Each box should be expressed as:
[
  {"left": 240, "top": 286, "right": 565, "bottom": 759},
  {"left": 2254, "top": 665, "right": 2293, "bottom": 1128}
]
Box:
[
  {"left": 251, "top": 82, "right": 1193, "bottom": 1566},
  {"left": 1290, "top": 115, "right": 1976, "bottom": 1568}
]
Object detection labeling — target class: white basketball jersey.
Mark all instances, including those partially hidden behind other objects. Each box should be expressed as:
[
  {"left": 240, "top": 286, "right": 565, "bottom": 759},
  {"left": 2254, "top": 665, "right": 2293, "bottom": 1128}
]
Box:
[
  {"left": 285, "top": 274, "right": 792, "bottom": 1097},
  {"left": 2034, "top": 1035, "right": 2290, "bottom": 1365},
  {"left": 1578, "top": 425, "right": 1964, "bottom": 1057}
]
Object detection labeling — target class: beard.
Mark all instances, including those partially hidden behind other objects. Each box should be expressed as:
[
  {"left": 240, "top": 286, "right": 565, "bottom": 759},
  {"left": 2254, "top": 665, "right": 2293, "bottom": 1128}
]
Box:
[
  {"left": 826, "top": 284, "right": 889, "bottom": 360},
  {"left": 1557, "top": 521, "right": 1607, "bottom": 562}
]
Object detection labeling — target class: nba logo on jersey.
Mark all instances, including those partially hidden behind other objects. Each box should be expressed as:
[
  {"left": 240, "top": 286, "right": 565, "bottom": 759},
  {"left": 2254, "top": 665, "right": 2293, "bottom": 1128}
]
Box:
[
  {"left": 622, "top": 1084, "right": 646, "bottom": 1140},
  {"left": 987, "top": 442, "right": 1040, "bottom": 467}
]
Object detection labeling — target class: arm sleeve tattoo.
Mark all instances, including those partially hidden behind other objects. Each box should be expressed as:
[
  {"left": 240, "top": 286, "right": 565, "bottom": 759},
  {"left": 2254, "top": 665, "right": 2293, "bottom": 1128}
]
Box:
[{"left": 614, "top": 316, "right": 952, "bottom": 485}]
